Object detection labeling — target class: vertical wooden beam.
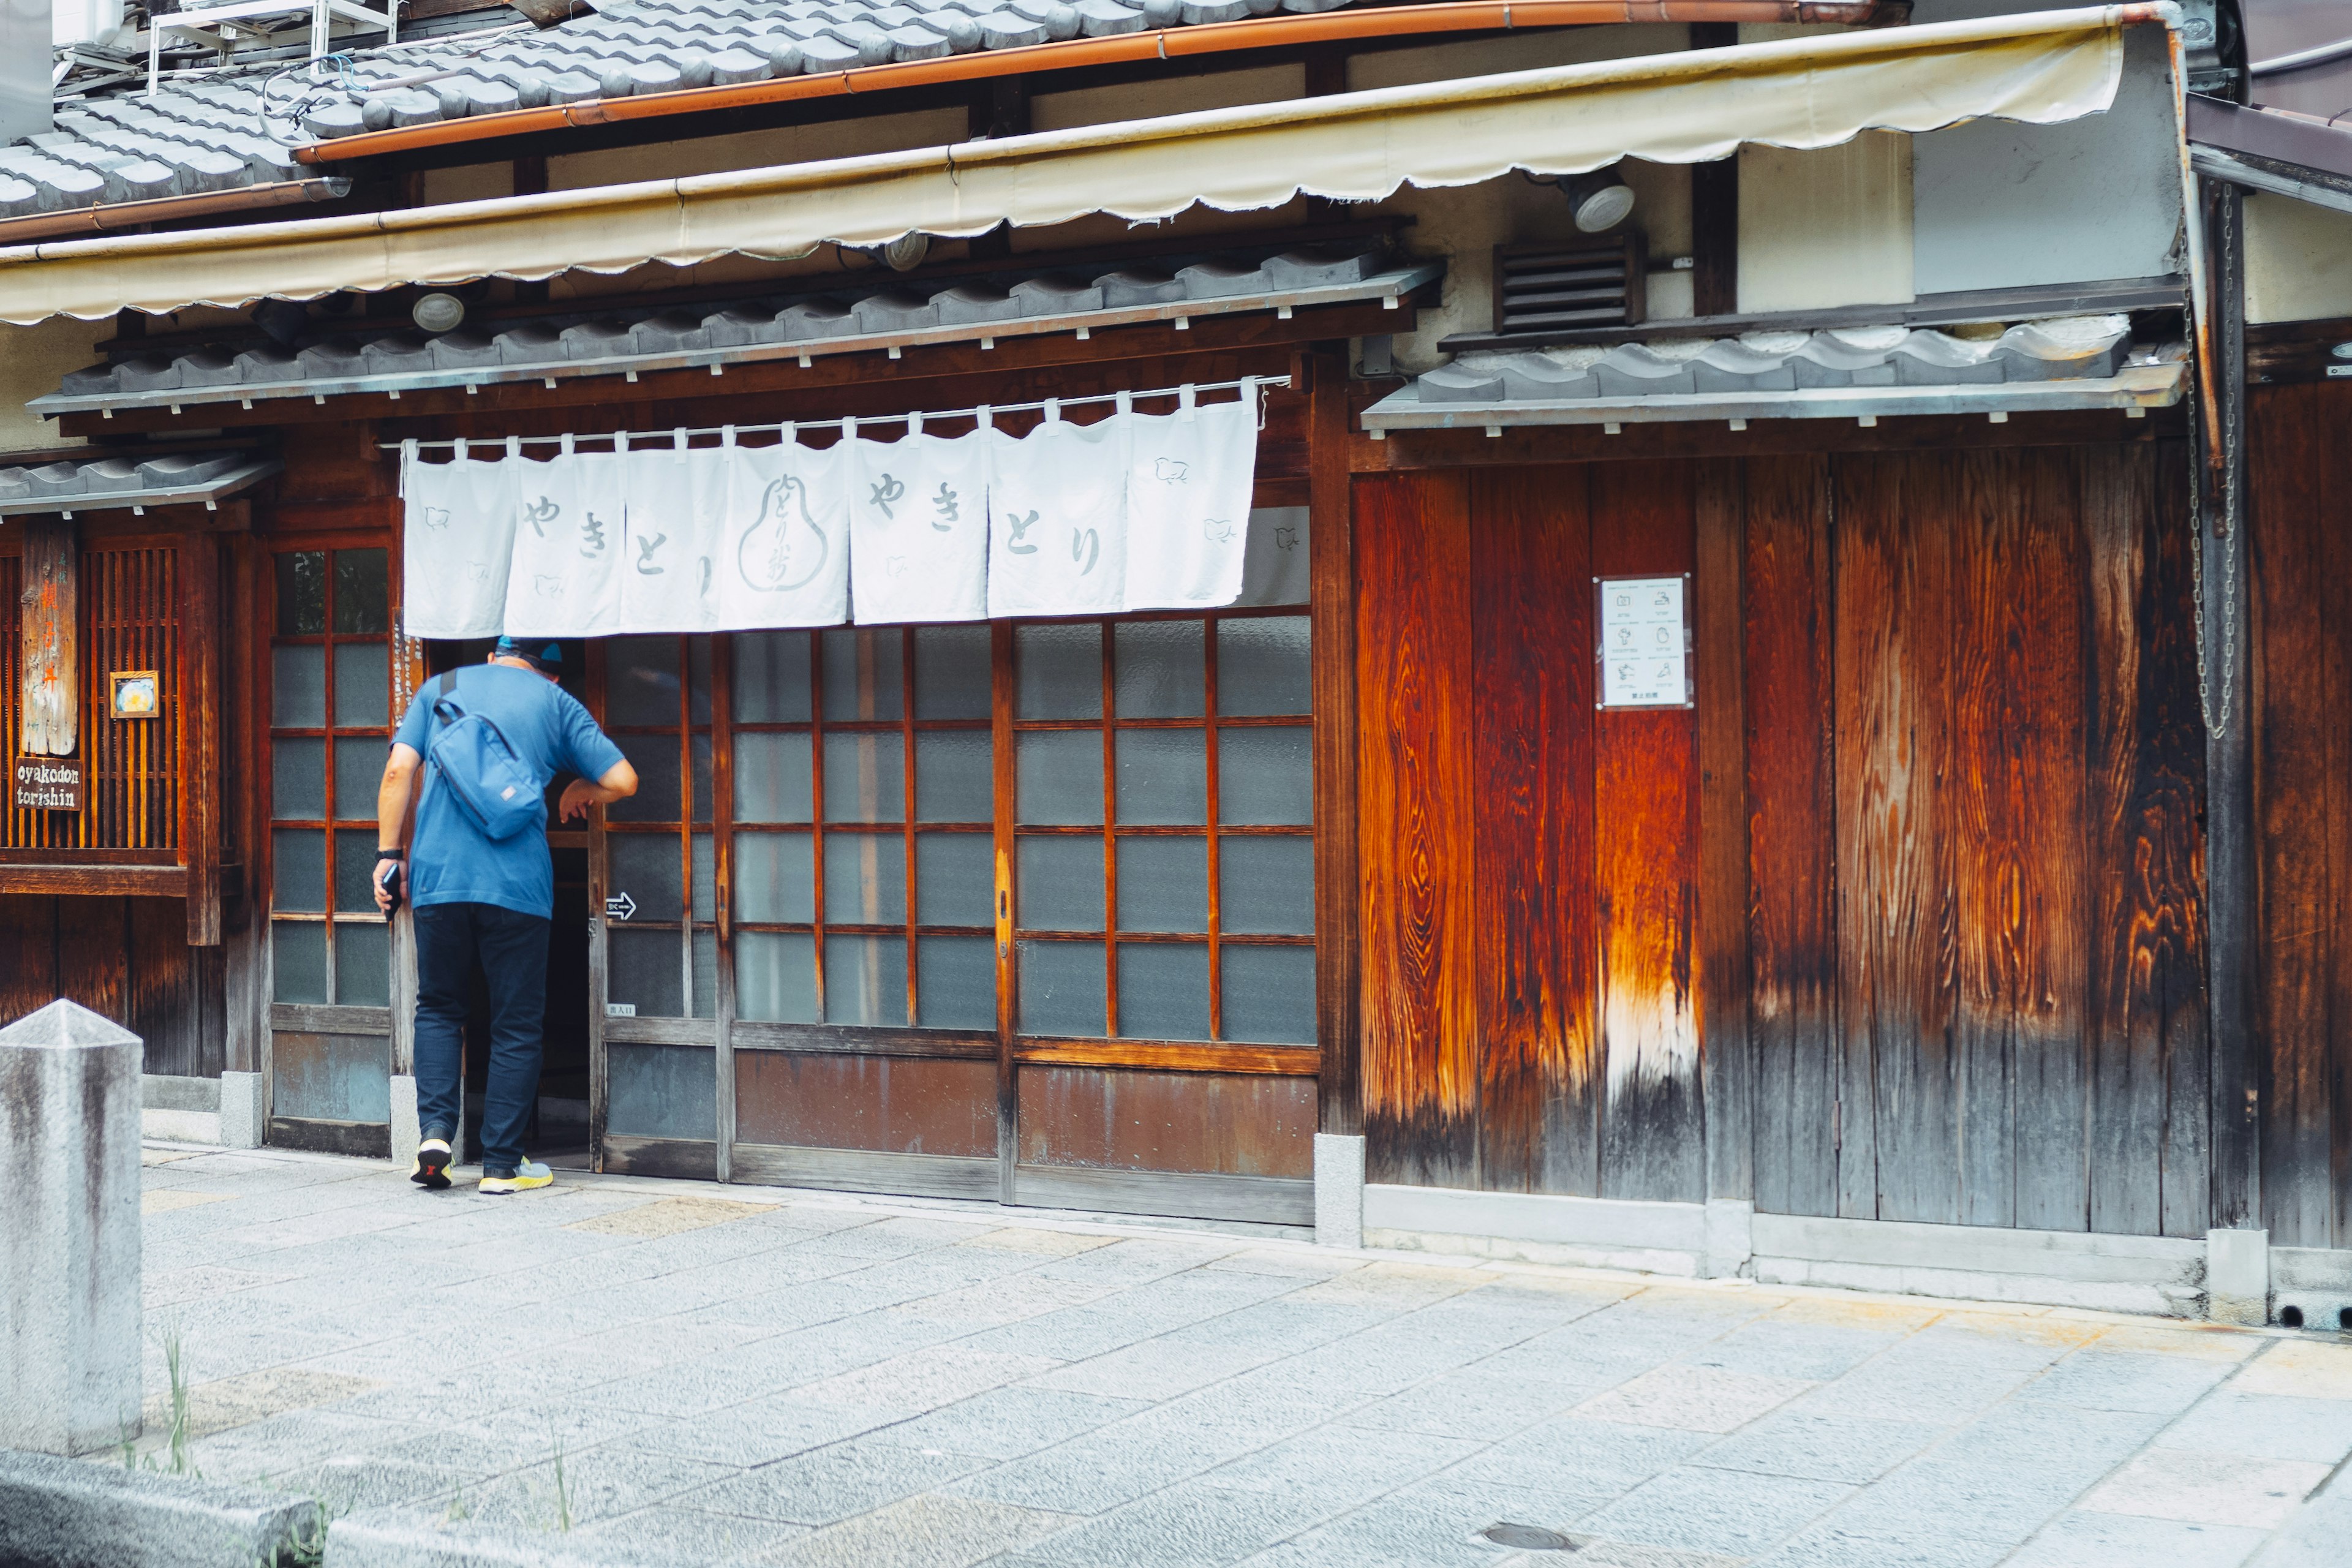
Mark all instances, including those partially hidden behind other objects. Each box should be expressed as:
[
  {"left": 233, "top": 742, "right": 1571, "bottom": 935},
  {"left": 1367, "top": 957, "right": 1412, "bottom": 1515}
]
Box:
[
  {"left": 21, "top": 518, "right": 77, "bottom": 758},
  {"left": 1695, "top": 459, "right": 1751, "bottom": 1202},
  {"left": 712, "top": 633, "right": 736, "bottom": 1185},
  {"left": 2209, "top": 183, "right": 2260, "bottom": 1233},
  {"left": 1308, "top": 352, "right": 1362, "bottom": 1138},
  {"left": 991, "top": 618, "right": 1019, "bottom": 1199},
  {"left": 1687, "top": 23, "right": 1740, "bottom": 320},
  {"left": 181, "top": 532, "right": 222, "bottom": 946}
]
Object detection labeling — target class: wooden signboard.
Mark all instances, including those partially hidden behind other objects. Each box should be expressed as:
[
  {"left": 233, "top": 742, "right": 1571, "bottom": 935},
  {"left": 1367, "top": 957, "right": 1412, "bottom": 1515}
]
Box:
[
  {"left": 14, "top": 754, "right": 83, "bottom": 813},
  {"left": 20, "top": 518, "right": 76, "bottom": 756}
]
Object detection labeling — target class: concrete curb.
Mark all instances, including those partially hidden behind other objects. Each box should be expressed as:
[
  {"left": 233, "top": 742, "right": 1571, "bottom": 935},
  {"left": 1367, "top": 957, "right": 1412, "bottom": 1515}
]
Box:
[
  {"left": 0, "top": 1449, "right": 316, "bottom": 1568},
  {"left": 324, "top": 1508, "right": 712, "bottom": 1568}
]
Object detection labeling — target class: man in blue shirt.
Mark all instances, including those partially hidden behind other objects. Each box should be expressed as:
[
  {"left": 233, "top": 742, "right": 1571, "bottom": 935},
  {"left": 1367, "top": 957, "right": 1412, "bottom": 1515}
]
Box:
[{"left": 374, "top": 638, "right": 638, "bottom": 1194}]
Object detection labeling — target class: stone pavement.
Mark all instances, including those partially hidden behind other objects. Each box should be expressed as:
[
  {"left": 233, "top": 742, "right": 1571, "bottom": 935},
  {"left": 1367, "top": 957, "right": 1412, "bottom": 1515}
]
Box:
[{"left": 126, "top": 1142, "right": 2352, "bottom": 1567}]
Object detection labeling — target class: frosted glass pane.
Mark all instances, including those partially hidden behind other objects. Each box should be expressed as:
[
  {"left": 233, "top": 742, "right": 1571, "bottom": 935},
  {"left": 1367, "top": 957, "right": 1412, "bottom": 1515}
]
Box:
[
  {"left": 608, "top": 736, "right": 679, "bottom": 823},
  {"left": 271, "top": 922, "right": 327, "bottom": 1004},
  {"left": 1117, "top": 837, "right": 1207, "bottom": 933},
  {"left": 823, "top": 732, "right": 904, "bottom": 823},
  {"left": 1016, "top": 623, "right": 1101, "bottom": 719},
  {"left": 914, "top": 731, "right": 992, "bottom": 823},
  {"left": 693, "top": 929, "right": 718, "bottom": 1020},
  {"left": 335, "top": 922, "right": 391, "bottom": 1006},
  {"left": 609, "top": 927, "right": 684, "bottom": 1017},
  {"left": 273, "top": 737, "right": 326, "bottom": 820},
  {"left": 607, "top": 635, "right": 680, "bottom": 728},
  {"left": 736, "top": 932, "right": 818, "bottom": 1022},
  {"left": 1018, "top": 837, "right": 1102, "bottom": 932},
  {"left": 733, "top": 731, "right": 812, "bottom": 822},
  {"left": 1114, "top": 620, "right": 1204, "bottom": 718},
  {"left": 692, "top": 733, "right": 713, "bottom": 824},
  {"left": 1019, "top": 940, "right": 1104, "bottom": 1036},
  {"left": 914, "top": 625, "right": 992, "bottom": 719},
  {"left": 273, "top": 829, "right": 325, "bottom": 912},
  {"left": 734, "top": 831, "right": 813, "bottom": 924},
  {"left": 334, "top": 738, "right": 385, "bottom": 824},
  {"left": 1216, "top": 617, "right": 1310, "bottom": 717},
  {"left": 1219, "top": 727, "right": 1312, "bottom": 826},
  {"left": 333, "top": 548, "right": 389, "bottom": 635},
  {"left": 734, "top": 630, "right": 813, "bottom": 723},
  {"left": 1117, "top": 942, "right": 1209, "bottom": 1041},
  {"left": 1017, "top": 731, "right": 1102, "bottom": 825},
  {"left": 608, "top": 1044, "right": 716, "bottom": 1140},
  {"left": 692, "top": 833, "right": 715, "bottom": 924},
  {"left": 273, "top": 645, "right": 325, "bottom": 728},
  {"left": 825, "top": 832, "right": 907, "bottom": 925},
  {"left": 916, "top": 834, "right": 993, "bottom": 927},
  {"left": 1115, "top": 729, "right": 1206, "bottom": 826},
  {"left": 822, "top": 627, "right": 903, "bottom": 722},
  {"left": 825, "top": 935, "right": 907, "bottom": 1025},
  {"left": 608, "top": 833, "right": 683, "bottom": 922},
  {"left": 918, "top": 937, "right": 995, "bottom": 1030},
  {"left": 334, "top": 829, "right": 383, "bottom": 913},
  {"left": 333, "top": 642, "right": 388, "bottom": 729},
  {"left": 1221, "top": 945, "right": 1316, "bottom": 1044},
  {"left": 1220, "top": 836, "right": 1314, "bottom": 935}
]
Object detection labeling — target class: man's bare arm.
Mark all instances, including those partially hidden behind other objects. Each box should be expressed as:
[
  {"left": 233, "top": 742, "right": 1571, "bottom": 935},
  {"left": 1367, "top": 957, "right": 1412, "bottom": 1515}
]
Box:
[
  {"left": 559, "top": 758, "right": 639, "bottom": 824},
  {"left": 373, "top": 744, "right": 421, "bottom": 913}
]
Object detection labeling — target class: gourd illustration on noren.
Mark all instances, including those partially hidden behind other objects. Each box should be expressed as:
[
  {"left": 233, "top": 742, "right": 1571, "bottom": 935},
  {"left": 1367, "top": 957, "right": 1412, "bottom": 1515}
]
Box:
[{"left": 737, "top": 473, "right": 829, "bottom": 594}]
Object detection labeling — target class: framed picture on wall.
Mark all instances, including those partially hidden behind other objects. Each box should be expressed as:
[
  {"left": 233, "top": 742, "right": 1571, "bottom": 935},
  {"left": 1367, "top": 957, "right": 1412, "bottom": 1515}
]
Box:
[{"left": 108, "top": 669, "right": 160, "bottom": 720}]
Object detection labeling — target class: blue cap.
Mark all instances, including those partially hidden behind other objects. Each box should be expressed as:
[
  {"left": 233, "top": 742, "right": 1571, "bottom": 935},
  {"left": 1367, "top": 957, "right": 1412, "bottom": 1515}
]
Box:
[{"left": 496, "top": 635, "right": 563, "bottom": 671}]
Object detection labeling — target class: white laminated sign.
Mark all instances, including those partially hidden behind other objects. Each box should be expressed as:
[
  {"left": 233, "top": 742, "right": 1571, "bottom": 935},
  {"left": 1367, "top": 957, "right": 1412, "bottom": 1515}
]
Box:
[{"left": 1596, "top": 574, "right": 1691, "bottom": 709}]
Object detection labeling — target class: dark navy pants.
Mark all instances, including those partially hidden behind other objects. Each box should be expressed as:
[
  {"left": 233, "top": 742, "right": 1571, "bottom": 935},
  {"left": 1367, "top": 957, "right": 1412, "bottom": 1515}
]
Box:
[{"left": 413, "top": 901, "right": 549, "bottom": 1176}]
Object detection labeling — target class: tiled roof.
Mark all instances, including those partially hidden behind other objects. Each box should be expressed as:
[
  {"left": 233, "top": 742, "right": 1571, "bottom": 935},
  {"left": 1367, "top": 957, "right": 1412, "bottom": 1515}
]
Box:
[
  {"left": 4, "top": 0, "right": 1358, "bottom": 227},
  {"left": 37, "top": 245, "right": 1426, "bottom": 413},
  {"left": 0, "top": 450, "right": 279, "bottom": 514},
  {"left": 1363, "top": 317, "right": 2189, "bottom": 431},
  {"left": 1414, "top": 317, "right": 2138, "bottom": 402}
]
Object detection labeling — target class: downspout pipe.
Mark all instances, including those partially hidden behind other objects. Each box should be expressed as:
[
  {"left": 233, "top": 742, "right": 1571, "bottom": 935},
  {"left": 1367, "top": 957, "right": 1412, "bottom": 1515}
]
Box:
[{"left": 293, "top": 0, "right": 1912, "bottom": 167}]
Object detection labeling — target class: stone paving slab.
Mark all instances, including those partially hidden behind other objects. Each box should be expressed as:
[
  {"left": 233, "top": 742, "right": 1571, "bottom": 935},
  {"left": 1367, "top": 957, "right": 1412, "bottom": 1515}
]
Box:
[{"left": 98, "top": 1143, "right": 2352, "bottom": 1568}]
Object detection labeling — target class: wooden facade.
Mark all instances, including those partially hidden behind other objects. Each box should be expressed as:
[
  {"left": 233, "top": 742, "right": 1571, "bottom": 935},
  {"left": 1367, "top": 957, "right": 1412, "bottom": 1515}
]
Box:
[{"left": 3, "top": 228, "right": 2348, "bottom": 1251}]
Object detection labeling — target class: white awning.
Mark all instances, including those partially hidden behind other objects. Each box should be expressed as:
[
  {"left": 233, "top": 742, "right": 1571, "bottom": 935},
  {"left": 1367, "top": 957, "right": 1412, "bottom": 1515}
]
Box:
[{"left": 0, "top": 7, "right": 2135, "bottom": 324}]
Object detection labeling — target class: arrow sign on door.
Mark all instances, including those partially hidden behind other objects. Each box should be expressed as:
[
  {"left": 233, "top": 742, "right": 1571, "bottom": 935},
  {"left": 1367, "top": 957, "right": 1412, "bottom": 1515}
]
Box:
[{"left": 605, "top": 891, "right": 637, "bottom": 921}]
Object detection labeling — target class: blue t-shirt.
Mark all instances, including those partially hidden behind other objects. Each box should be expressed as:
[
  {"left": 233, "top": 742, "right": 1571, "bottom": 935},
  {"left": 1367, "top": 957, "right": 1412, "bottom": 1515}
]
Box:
[{"left": 390, "top": 663, "right": 627, "bottom": 919}]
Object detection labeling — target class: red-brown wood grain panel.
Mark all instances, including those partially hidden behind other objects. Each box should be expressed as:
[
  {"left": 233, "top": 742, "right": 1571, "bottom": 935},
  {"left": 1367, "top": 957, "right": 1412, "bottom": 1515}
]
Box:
[
  {"left": 1743, "top": 455, "right": 1838, "bottom": 1219},
  {"left": 1016, "top": 1065, "right": 1316, "bottom": 1178},
  {"left": 1834, "top": 454, "right": 1956, "bottom": 1223},
  {"left": 1951, "top": 450, "right": 2090, "bottom": 1231},
  {"left": 1590, "top": 460, "right": 1703, "bottom": 1204},
  {"left": 2248, "top": 383, "right": 2352, "bottom": 1246},
  {"left": 1355, "top": 470, "right": 1479, "bottom": 1188},
  {"left": 2084, "top": 442, "right": 2211, "bottom": 1238},
  {"left": 1469, "top": 466, "right": 1598, "bottom": 1196},
  {"left": 736, "top": 1049, "right": 997, "bottom": 1158}
]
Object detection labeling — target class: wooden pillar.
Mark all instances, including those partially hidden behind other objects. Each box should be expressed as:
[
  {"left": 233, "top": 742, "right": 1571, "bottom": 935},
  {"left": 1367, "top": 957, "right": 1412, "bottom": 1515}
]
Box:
[
  {"left": 21, "top": 518, "right": 76, "bottom": 759},
  {"left": 2206, "top": 183, "right": 2260, "bottom": 1230},
  {"left": 1688, "top": 23, "right": 1740, "bottom": 318},
  {"left": 1308, "top": 350, "right": 1360, "bottom": 1136},
  {"left": 179, "top": 532, "right": 222, "bottom": 946}
]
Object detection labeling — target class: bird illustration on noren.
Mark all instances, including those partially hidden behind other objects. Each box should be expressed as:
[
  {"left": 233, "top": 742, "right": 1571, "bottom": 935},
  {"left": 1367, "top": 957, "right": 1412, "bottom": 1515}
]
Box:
[{"left": 737, "top": 473, "right": 831, "bottom": 593}]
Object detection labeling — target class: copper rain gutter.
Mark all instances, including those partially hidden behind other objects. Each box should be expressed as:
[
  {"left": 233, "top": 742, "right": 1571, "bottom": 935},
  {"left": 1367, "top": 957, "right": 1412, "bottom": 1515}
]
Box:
[
  {"left": 0, "top": 176, "right": 352, "bottom": 244},
  {"left": 293, "top": 0, "right": 1909, "bottom": 165}
]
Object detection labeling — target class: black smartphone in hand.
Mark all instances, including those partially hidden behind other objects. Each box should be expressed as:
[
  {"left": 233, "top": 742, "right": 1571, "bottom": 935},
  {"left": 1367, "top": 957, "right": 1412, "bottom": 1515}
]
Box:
[{"left": 376, "top": 858, "right": 403, "bottom": 919}]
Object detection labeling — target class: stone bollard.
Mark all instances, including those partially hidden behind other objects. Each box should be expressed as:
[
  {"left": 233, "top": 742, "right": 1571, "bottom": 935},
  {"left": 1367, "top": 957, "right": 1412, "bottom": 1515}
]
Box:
[{"left": 0, "top": 999, "right": 144, "bottom": 1455}]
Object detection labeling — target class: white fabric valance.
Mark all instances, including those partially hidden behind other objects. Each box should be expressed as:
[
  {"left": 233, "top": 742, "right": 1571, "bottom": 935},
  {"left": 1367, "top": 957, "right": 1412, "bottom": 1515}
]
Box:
[{"left": 401, "top": 384, "right": 1264, "bottom": 639}]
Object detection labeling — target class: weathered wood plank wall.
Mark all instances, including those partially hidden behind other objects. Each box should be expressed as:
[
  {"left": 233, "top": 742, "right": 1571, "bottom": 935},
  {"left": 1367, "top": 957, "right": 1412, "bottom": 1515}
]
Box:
[
  {"left": 0, "top": 892, "right": 224, "bottom": 1075},
  {"left": 1359, "top": 442, "right": 2211, "bottom": 1235},
  {"left": 2250, "top": 383, "right": 2352, "bottom": 1248}
]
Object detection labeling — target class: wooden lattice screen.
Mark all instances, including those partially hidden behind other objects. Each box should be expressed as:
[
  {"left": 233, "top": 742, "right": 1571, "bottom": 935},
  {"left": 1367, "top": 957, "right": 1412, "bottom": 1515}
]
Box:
[{"left": 2, "top": 545, "right": 181, "bottom": 851}]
